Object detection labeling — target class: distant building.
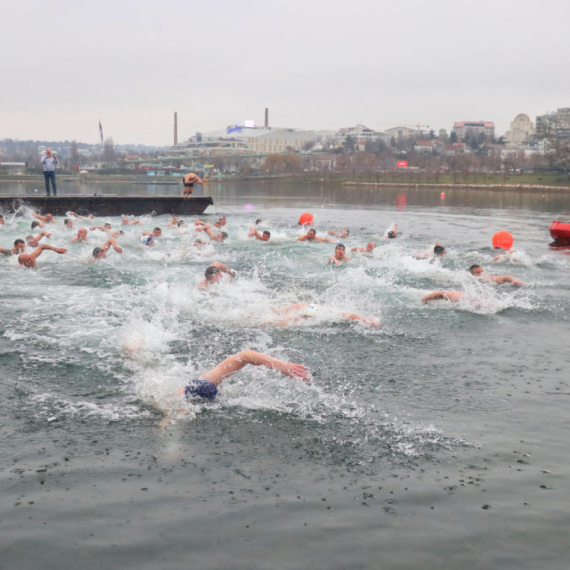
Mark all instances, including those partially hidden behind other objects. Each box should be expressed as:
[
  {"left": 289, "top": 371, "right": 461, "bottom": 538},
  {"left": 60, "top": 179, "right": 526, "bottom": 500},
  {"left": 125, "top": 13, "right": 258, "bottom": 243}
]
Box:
[
  {"left": 385, "top": 126, "right": 422, "bottom": 140},
  {"left": 504, "top": 114, "right": 534, "bottom": 147},
  {"left": 452, "top": 121, "right": 495, "bottom": 141},
  {"left": 535, "top": 107, "right": 570, "bottom": 138},
  {"left": 336, "top": 123, "right": 381, "bottom": 143}
]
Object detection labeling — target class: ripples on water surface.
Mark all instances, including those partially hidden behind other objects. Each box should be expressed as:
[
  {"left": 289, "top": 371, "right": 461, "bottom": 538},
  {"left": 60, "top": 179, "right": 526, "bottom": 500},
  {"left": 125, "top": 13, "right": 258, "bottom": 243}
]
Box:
[{"left": 1, "top": 181, "right": 570, "bottom": 569}]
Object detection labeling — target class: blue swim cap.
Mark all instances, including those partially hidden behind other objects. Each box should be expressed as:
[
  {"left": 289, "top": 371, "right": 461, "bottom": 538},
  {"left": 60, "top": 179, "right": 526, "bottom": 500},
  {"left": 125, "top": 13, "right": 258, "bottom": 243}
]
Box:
[{"left": 185, "top": 379, "right": 218, "bottom": 401}]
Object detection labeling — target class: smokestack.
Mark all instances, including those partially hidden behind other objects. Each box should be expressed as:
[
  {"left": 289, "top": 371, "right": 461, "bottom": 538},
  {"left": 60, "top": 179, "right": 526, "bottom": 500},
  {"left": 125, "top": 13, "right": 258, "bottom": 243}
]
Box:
[
  {"left": 265, "top": 108, "right": 268, "bottom": 128},
  {"left": 174, "top": 112, "right": 178, "bottom": 145}
]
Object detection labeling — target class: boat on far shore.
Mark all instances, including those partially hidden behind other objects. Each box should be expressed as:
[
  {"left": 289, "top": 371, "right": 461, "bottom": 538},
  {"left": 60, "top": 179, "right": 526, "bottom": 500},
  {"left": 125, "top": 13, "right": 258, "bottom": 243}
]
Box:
[
  {"left": 0, "top": 195, "right": 213, "bottom": 217},
  {"left": 550, "top": 215, "right": 570, "bottom": 244}
]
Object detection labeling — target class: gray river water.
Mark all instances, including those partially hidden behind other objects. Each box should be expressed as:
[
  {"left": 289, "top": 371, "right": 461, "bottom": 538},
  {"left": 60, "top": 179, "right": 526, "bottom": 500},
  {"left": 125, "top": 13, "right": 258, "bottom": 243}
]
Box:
[{"left": 1, "top": 180, "right": 569, "bottom": 569}]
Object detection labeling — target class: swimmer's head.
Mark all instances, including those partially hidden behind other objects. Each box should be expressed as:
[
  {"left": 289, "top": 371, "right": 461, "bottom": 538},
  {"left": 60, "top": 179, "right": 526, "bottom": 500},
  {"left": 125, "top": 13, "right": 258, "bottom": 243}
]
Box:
[
  {"left": 255, "top": 219, "right": 262, "bottom": 225},
  {"left": 341, "top": 229, "right": 349, "bottom": 237},
  {"left": 218, "top": 217, "right": 227, "bottom": 226},
  {"left": 302, "top": 304, "right": 320, "bottom": 318},
  {"left": 366, "top": 241, "right": 376, "bottom": 252},
  {"left": 152, "top": 227, "right": 162, "bottom": 237},
  {"left": 335, "top": 243, "right": 346, "bottom": 251},
  {"left": 31, "top": 221, "right": 40, "bottom": 230},
  {"left": 387, "top": 231, "right": 395, "bottom": 239},
  {"left": 469, "top": 264, "right": 483, "bottom": 276},
  {"left": 220, "top": 232, "right": 228, "bottom": 241},
  {"left": 307, "top": 229, "right": 316, "bottom": 239},
  {"left": 261, "top": 231, "right": 271, "bottom": 241},
  {"left": 433, "top": 245, "right": 446, "bottom": 256},
  {"left": 13, "top": 239, "right": 25, "bottom": 252},
  {"left": 77, "top": 228, "right": 87, "bottom": 238},
  {"left": 177, "top": 221, "right": 186, "bottom": 227},
  {"left": 104, "top": 223, "right": 111, "bottom": 229},
  {"left": 92, "top": 247, "right": 105, "bottom": 259},
  {"left": 205, "top": 265, "right": 221, "bottom": 282},
  {"left": 64, "top": 218, "right": 72, "bottom": 228}
]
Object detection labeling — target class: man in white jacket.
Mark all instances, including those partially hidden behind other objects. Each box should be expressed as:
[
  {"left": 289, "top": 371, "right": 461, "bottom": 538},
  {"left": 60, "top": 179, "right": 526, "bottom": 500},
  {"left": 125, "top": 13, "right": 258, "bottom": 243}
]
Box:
[{"left": 41, "top": 149, "right": 58, "bottom": 196}]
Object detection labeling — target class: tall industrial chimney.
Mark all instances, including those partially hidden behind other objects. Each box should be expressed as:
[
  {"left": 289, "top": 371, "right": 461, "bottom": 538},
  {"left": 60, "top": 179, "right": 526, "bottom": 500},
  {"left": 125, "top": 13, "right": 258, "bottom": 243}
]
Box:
[
  {"left": 265, "top": 108, "right": 268, "bottom": 128},
  {"left": 174, "top": 112, "right": 178, "bottom": 145}
]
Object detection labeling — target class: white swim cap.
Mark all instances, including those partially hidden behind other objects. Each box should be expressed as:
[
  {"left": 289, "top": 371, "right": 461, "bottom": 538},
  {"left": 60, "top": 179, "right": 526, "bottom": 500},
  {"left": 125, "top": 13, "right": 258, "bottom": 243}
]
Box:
[
  {"left": 303, "top": 304, "right": 320, "bottom": 317},
  {"left": 141, "top": 236, "right": 153, "bottom": 245}
]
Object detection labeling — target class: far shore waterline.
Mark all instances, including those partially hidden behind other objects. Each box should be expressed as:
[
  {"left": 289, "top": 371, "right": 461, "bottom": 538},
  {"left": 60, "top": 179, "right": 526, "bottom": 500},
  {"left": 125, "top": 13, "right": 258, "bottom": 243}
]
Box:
[{"left": 2, "top": 175, "right": 570, "bottom": 193}]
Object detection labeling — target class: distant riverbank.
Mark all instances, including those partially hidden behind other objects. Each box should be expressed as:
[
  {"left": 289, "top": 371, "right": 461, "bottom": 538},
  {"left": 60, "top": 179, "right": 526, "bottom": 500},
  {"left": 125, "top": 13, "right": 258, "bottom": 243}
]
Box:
[{"left": 2, "top": 171, "right": 570, "bottom": 191}]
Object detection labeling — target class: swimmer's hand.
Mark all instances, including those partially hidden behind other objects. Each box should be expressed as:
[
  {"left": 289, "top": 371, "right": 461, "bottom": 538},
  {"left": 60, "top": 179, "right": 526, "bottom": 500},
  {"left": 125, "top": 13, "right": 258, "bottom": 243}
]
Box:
[
  {"left": 55, "top": 248, "right": 67, "bottom": 254},
  {"left": 274, "top": 361, "right": 311, "bottom": 382}
]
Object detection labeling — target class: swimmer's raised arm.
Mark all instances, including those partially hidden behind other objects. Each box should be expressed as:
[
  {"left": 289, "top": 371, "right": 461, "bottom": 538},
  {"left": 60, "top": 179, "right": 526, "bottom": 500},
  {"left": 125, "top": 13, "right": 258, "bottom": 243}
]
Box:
[
  {"left": 339, "top": 312, "right": 381, "bottom": 327},
  {"left": 211, "top": 261, "right": 235, "bottom": 277},
  {"left": 489, "top": 275, "right": 523, "bottom": 286},
  {"left": 180, "top": 350, "right": 310, "bottom": 390},
  {"left": 102, "top": 237, "right": 123, "bottom": 254},
  {"left": 421, "top": 290, "right": 464, "bottom": 303},
  {"left": 69, "top": 211, "right": 94, "bottom": 220},
  {"left": 18, "top": 244, "right": 67, "bottom": 268}
]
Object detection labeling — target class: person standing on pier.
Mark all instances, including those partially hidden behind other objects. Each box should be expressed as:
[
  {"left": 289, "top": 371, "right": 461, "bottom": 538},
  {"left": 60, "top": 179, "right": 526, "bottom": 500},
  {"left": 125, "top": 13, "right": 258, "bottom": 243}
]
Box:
[
  {"left": 182, "top": 173, "right": 203, "bottom": 197},
  {"left": 41, "top": 149, "right": 58, "bottom": 196}
]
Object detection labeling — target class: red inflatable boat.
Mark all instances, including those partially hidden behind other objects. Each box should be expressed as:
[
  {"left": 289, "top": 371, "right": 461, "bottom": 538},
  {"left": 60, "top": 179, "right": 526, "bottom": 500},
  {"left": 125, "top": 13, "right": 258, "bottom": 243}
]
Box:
[{"left": 550, "top": 215, "right": 570, "bottom": 244}]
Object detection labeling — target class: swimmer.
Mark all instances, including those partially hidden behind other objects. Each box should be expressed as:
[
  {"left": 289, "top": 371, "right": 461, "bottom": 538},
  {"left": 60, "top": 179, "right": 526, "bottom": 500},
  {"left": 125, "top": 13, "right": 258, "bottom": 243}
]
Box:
[
  {"left": 90, "top": 223, "right": 113, "bottom": 233},
  {"left": 167, "top": 216, "right": 180, "bottom": 227},
  {"left": 421, "top": 290, "right": 465, "bottom": 304},
  {"left": 63, "top": 218, "right": 73, "bottom": 229},
  {"left": 192, "top": 239, "right": 206, "bottom": 249},
  {"left": 92, "top": 237, "right": 123, "bottom": 260},
  {"left": 327, "top": 228, "right": 350, "bottom": 238},
  {"left": 248, "top": 227, "right": 271, "bottom": 242},
  {"left": 122, "top": 217, "right": 142, "bottom": 225},
  {"left": 0, "top": 214, "right": 4, "bottom": 225},
  {"left": 18, "top": 244, "right": 67, "bottom": 268},
  {"left": 182, "top": 172, "right": 203, "bottom": 197},
  {"left": 195, "top": 224, "right": 227, "bottom": 242},
  {"left": 328, "top": 243, "right": 351, "bottom": 265},
  {"left": 414, "top": 242, "right": 446, "bottom": 259},
  {"left": 295, "top": 229, "right": 336, "bottom": 243},
  {"left": 194, "top": 217, "right": 226, "bottom": 229},
  {"left": 269, "top": 303, "right": 381, "bottom": 327},
  {"left": 142, "top": 227, "right": 162, "bottom": 238},
  {"left": 174, "top": 349, "right": 310, "bottom": 404},
  {"left": 33, "top": 212, "right": 55, "bottom": 224},
  {"left": 197, "top": 262, "right": 235, "bottom": 290},
  {"left": 382, "top": 224, "right": 398, "bottom": 239},
  {"left": 0, "top": 239, "right": 26, "bottom": 256},
  {"left": 71, "top": 228, "right": 88, "bottom": 243},
  {"left": 26, "top": 231, "right": 51, "bottom": 247},
  {"left": 491, "top": 249, "right": 517, "bottom": 263},
  {"left": 351, "top": 241, "right": 376, "bottom": 253},
  {"left": 68, "top": 211, "right": 95, "bottom": 220},
  {"left": 469, "top": 265, "right": 523, "bottom": 285},
  {"left": 31, "top": 220, "right": 44, "bottom": 230}
]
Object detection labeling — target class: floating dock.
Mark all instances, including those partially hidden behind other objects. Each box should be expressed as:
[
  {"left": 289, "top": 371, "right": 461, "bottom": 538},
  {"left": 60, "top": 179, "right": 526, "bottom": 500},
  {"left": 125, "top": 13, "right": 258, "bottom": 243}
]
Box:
[{"left": 0, "top": 195, "right": 214, "bottom": 217}]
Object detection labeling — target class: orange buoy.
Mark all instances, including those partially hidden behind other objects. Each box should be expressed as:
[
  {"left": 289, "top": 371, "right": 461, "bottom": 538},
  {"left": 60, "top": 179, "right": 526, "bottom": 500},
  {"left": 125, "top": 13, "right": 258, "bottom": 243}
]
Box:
[
  {"left": 299, "top": 212, "right": 314, "bottom": 225},
  {"left": 440, "top": 192, "right": 445, "bottom": 198},
  {"left": 492, "top": 231, "right": 513, "bottom": 250}
]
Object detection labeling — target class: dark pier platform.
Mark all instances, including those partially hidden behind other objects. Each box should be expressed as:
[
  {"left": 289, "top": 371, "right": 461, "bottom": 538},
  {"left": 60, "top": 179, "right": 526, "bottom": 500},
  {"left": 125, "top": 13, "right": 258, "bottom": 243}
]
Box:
[{"left": 0, "top": 195, "right": 214, "bottom": 217}]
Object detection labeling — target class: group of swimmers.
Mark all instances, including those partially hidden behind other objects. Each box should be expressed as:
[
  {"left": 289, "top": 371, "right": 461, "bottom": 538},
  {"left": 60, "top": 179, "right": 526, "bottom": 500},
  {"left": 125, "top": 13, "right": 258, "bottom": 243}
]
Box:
[{"left": 1, "top": 209, "right": 525, "bottom": 412}]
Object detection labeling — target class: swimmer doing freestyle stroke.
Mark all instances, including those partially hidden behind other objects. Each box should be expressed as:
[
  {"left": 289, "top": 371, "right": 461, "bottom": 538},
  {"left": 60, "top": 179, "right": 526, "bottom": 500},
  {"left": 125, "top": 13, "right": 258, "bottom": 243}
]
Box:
[{"left": 176, "top": 350, "right": 311, "bottom": 402}]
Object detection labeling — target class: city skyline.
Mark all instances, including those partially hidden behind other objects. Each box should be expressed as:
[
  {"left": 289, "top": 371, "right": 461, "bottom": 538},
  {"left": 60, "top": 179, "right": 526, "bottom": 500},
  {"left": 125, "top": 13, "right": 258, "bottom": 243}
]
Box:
[{"left": 2, "top": 0, "right": 570, "bottom": 145}]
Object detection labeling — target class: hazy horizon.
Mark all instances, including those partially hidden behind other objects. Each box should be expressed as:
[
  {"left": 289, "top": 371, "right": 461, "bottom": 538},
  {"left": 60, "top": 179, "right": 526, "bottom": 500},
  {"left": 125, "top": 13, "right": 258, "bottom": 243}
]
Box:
[{"left": 2, "top": 0, "right": 569, "bottom": 146}]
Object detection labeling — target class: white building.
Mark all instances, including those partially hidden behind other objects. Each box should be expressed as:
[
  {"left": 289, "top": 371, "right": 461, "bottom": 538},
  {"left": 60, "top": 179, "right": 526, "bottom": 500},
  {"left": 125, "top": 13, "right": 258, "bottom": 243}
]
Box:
[{"left": 504, "top": 114, "right": 534, "bottom": 147}]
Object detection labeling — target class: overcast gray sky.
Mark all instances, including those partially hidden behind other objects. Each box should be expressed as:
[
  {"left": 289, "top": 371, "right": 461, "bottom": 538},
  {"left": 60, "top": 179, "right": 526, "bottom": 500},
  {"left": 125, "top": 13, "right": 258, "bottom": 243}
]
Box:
[{"left": 2, "top": 0, "right": 569, "bottom": 145}]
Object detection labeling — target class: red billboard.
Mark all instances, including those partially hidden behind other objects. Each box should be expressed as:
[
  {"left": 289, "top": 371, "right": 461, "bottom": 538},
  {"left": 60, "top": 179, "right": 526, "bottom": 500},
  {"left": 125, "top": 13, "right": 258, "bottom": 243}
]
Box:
[{"left": 397, "top": 161, "right": 408, "bottom": 168}]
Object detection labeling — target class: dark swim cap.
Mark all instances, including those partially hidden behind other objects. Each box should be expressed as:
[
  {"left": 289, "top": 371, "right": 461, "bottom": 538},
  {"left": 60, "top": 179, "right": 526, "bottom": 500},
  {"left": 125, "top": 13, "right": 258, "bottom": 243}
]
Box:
[
  {"left": 434, "top": 245, "right": 445, "bottom": 255},
  {"left": 205, "top": 266, "right": 220, "bottom": 278},
  {"left": 93, "top": 247, "right": 104, "bottom": 257},
  {"left": 387, "top": 231, "right": 395, "bottom": 238}
]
